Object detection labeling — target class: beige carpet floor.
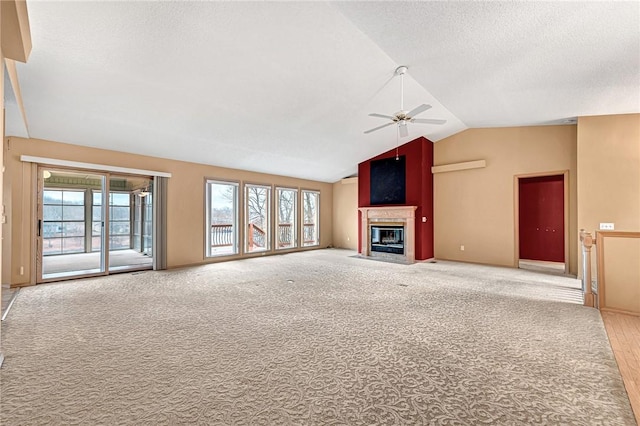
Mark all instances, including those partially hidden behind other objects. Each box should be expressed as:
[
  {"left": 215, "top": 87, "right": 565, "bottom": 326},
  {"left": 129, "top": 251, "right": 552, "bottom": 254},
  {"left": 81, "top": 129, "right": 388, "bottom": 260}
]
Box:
[{"left": 1, "top": 249, "right": 635, "bottom": 425}]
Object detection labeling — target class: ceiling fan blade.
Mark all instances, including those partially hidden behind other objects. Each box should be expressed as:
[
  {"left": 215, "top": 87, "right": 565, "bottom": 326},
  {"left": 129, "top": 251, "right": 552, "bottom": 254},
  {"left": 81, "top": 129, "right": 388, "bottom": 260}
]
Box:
[
  {"left": 368, "top": 113, "right": 396, "bottom": 120},
  {"left": 399, "top": 123, "right": 409, "bottom": 137},
  {"left": 406, "top": 104, "right": 432, "bottom": 118},
  {"left": 364, "top": 122, "right": 395, "bottom": 134},
  {"left": 411, "top": 118, "right": 447, "bottom": 125}
]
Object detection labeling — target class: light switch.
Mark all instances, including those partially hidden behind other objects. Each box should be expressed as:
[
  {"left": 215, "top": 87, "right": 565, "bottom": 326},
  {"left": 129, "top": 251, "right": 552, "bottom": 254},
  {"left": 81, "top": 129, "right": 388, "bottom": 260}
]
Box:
[{"left": 599, "top": 223, "right": 615, "bottom": 230}]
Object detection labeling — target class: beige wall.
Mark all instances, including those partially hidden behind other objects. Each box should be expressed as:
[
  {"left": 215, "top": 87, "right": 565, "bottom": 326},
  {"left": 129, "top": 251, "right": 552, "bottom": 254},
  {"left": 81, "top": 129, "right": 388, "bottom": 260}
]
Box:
[
  {"left": 577, "top": 114, "right": 640, "bottom": 234},
  {"left": 4, "top": 137, "right": 333, "bottom": 286},
  {"left": 577, "top": 113, "right": 639, "bottom": 300},
  {"left": 332, "top": 177, "right": 358, "bottom": 250},
  {"left": 433, "top": 125, "right": 578, "bottom": 274}
]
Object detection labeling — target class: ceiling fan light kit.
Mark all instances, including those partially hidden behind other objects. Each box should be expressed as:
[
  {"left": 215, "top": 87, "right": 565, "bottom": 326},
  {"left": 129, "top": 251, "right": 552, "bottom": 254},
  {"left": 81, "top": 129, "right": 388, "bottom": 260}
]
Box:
[{"left": 364, "top": 65, "right": 446, "bottom": 136}]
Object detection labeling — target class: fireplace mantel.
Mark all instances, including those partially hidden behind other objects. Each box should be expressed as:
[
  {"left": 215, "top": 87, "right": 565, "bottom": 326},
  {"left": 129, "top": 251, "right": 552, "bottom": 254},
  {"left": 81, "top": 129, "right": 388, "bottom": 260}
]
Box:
[{"left": 359, "top": 206, "right": 417, "bottom": 263}]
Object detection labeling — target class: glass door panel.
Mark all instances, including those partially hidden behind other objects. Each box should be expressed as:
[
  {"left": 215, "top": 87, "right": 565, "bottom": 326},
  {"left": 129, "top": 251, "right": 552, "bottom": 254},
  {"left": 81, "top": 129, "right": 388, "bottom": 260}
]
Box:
[
  {"left": 108, "top": 175, "right": 153, "bottom": 271},
  {"left": 40, "top": 169, "right": 106, "bottom": 280}
]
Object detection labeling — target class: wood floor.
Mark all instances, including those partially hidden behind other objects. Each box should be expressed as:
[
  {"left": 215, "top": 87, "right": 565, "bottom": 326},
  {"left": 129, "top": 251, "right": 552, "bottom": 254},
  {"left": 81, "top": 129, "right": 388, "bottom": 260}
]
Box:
[{"left": 602, "top": 311, "right": 640, "bottom": 424}]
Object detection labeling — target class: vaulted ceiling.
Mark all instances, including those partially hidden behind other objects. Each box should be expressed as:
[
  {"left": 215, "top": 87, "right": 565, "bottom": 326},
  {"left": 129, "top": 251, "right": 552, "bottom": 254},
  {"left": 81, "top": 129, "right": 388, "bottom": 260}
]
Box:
[{"left": 4, "top": 1, "right": 639, "bottom": 182}]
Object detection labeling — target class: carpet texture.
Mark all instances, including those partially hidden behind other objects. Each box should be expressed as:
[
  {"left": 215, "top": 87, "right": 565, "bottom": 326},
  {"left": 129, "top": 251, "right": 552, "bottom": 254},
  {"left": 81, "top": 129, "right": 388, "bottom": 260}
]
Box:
[{"left": 1, "top": 249, "right": 635, "bottom": 425}]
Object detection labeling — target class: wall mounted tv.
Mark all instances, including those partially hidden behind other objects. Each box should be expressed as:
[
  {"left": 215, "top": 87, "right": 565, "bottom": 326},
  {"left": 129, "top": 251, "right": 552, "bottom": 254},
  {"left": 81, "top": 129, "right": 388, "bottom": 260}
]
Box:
[{"left": 370, "top": 155, "right": 406, "bottom": 205}]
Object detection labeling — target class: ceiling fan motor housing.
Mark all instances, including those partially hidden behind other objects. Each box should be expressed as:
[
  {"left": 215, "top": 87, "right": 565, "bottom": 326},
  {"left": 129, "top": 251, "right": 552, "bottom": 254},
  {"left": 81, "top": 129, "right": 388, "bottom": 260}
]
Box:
[{"left": 395, "top": 65, "right": 408, "bottom": 76}]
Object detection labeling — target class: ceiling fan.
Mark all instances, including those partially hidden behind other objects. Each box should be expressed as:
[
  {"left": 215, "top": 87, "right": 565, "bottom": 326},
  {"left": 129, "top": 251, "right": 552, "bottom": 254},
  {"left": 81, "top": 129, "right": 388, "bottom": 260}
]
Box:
[{"left": 364, "top": 65, "right": 446, "bottom": 137}]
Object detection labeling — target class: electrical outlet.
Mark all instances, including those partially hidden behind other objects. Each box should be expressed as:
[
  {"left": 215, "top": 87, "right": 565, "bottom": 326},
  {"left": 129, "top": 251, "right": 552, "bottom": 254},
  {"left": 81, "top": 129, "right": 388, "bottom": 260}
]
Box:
[
  {"left": 460, "top": 245, "right": 465, "bottom": 251},
  {"left": 422, "top": 217, "right": 427, "bottom": 223},
  {"left": 599, "top": 223, "right": 615, "bottom": 230}
]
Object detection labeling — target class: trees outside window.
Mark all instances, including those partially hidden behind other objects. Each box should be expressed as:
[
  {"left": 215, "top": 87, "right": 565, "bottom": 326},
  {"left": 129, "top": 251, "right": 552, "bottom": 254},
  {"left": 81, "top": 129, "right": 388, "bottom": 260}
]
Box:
[
  {"left": 276, "top": 188, "right": 297, "bottom": 249},
  {"left": 302, "top": 190, "right": 320, "bottom": 247},
  {"left": 245, "top": 184, "right": 271, "bottom": 253}
]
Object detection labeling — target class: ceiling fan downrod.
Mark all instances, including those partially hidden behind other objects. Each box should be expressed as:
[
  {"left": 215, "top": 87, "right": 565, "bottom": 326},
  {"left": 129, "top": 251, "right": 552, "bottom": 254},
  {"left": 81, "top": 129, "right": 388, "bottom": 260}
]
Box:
[{"left": 395, "top": 65, "right": 408, "bottom": 113}]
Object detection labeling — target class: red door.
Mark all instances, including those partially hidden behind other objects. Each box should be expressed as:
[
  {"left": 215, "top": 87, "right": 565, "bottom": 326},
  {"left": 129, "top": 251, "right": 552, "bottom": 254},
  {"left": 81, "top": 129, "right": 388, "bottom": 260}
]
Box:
[{"left": 518, "top": 175, "right": 564, "bottom": 262}]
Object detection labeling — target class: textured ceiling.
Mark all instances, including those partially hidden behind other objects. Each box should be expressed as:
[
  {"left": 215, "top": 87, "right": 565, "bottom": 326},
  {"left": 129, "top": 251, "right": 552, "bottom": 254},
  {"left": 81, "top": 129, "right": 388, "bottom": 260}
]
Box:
[{"left": 5, "top": 1, "right": 640, "bottom": 182}]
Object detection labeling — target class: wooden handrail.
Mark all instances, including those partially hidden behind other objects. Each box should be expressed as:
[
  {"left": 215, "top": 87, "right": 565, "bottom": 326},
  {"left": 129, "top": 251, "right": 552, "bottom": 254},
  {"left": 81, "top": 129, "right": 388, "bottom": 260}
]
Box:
[{"left": 248, "top": 223, "right": 266, "bottom": 249}]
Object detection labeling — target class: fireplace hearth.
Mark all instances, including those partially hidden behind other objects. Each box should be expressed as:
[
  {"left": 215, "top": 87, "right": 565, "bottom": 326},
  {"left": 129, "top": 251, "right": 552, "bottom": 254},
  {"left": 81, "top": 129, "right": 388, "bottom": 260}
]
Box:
[{"left": 371, "top": 225, "right": 404, "bottom": 255}]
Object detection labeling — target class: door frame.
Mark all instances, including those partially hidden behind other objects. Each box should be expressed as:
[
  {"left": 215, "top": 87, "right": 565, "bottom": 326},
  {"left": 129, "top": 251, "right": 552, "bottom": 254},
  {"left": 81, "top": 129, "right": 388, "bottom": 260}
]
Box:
[{"left": 513, "top": 170, "right": 569, "bottom": 274}]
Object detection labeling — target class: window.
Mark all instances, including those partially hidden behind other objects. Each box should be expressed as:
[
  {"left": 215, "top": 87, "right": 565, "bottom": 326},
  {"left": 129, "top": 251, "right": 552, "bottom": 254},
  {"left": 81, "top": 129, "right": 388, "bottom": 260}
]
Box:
[
  {"left": 302, "top": 190, "right": 320, "bottom": 247},
  {"left": 92, "top": 191, "right": 131, "bottom": 251},
  {"left": 43, "top": 189, "right": 85, "bottom": 255},
  {"left": 276, "top": 188, "right": 297, "bottom": 249},
  {"left": 245, "top": 184, "right": 271, "bottom": 253},
  {"left": 142, "top": 192, "right": 153, "bottom": 256},
  {"left": 132, "top": 191, "right": 153, "bottom": 255},
  {"left": 110, "top": 192, "right": 131, "bottom": 250},
  {"left": 206, "top": 180, "right": 239, "bottom": 257}
]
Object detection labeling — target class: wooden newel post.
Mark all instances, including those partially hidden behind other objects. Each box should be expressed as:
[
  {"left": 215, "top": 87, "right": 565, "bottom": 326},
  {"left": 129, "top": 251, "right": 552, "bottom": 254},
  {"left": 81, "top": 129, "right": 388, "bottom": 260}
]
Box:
[
  {"left": 248, "top": 223, "right": 254, "bottom": 250},
  {"left": 580, "top": 230, "right": 595, "bottom": 307}
]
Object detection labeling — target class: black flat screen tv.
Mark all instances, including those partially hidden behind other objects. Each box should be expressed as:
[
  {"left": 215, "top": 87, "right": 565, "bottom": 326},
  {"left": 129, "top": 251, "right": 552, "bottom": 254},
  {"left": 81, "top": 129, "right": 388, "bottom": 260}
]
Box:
[{"left": 370, "top": 155, "right": 406, "bottom": 205}]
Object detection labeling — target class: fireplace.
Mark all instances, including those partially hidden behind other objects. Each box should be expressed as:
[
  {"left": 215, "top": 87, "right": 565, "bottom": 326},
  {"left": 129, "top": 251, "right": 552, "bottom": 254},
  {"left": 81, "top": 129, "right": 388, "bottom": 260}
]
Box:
[
  {"left": 371, "top": 225, "right": 404, "bottom": 255},
  {"left": 358, "top": 206, "right": 417, "bottom": 263}
]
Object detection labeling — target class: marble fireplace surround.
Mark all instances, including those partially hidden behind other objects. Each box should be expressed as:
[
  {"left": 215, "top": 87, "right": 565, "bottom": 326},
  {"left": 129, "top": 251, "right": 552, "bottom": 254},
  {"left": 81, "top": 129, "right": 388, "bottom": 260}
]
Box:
[{"left": 358, "top": 206, "right": 417, "bottom": 263}]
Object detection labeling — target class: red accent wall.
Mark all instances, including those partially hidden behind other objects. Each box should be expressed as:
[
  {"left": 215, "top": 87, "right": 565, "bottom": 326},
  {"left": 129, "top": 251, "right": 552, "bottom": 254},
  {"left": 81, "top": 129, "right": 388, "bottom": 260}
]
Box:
[{"left": 358, "top": 137, "right": 434, "bottom": 260}]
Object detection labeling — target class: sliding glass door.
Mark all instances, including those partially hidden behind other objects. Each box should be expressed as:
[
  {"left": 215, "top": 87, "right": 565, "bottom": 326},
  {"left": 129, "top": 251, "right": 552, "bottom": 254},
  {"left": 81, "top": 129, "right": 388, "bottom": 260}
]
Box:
[{"left": 37, "top": 168, "right": 154, "bottom": 282}]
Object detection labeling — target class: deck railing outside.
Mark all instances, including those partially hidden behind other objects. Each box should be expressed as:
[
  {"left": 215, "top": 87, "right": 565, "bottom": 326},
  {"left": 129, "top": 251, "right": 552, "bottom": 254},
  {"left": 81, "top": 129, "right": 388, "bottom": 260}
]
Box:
[
  {"left": 211, "top": 223, "right": 316, "bottom": 250},
  {"left": 278, "top": 223, "right": 293, "bottom": 248},
  {"left": 248, "top": 223, "right": 266, "bottom": 249},
  {"left": 211, "top": 224, "right": 234, "bottom": 247},
  {"left": 303, "top": 223, "right": 315, "bottom": 245}
]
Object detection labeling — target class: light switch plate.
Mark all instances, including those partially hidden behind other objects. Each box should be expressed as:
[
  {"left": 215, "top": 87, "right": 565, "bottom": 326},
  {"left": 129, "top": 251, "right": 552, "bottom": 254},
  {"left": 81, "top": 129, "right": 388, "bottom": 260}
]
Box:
[{"left": 599, "top": 223, "right": 615, "bottom": 230}]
